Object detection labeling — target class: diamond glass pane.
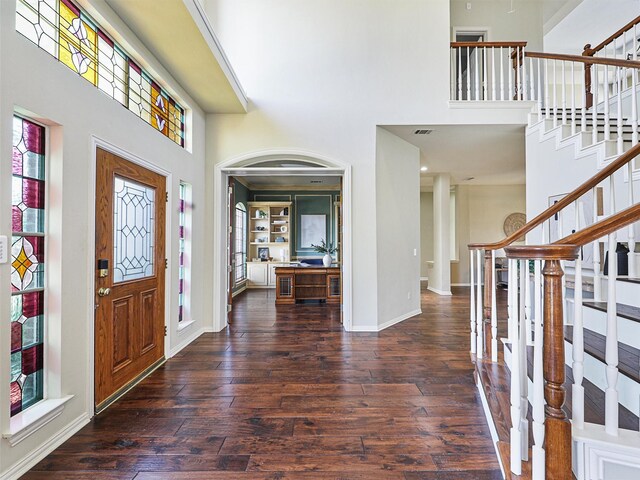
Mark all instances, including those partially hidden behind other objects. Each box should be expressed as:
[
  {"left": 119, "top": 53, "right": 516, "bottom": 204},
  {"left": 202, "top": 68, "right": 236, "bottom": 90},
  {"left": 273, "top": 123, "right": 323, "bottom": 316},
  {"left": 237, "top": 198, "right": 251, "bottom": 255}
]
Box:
[
  {"left": 151, "top": 82, "right": 169, "bottom": 135},
  {"left": 128, "top": 62, "right": 152, "bottom": 124},
  {"left": 11, "top": 115, "right": 46, "bottom": 417},
  {"left": 168, "top": 100, "right": 184, "bottom": 147},
  {"left": 113, "top": 176, "right": 156, "bottom": 283},
  {"left": 97, "top": 30, "right": 127, "bottom": 105}
]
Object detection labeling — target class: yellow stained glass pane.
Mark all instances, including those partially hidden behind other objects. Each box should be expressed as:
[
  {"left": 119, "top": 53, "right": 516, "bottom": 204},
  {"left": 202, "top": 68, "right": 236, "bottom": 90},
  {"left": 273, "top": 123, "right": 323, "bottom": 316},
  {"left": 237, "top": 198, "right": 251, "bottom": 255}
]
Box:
[
  {"left": 151, "top": 83, "right": 168, "bottom": 136},
  {"left": 58, "top": 0, "right": 98, "bottom": 85}
]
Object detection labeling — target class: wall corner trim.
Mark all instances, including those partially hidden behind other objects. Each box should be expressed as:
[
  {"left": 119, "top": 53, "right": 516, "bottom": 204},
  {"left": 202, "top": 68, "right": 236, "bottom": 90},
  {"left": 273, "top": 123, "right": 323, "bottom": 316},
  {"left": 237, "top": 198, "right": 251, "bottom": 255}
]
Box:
[
  {"left": 378, "top": 309, "right": 422, "bottom": 332},
  {"left": 169, "top": 326, "right": 206, "bottom": 358}
]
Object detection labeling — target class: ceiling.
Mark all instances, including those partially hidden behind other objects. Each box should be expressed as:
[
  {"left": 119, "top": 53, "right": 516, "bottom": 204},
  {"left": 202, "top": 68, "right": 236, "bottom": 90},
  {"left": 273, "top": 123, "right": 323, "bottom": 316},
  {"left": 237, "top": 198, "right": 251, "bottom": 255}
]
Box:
[
  {"left": 104, "top": 0, "right": 246, "bottom": 113},
  {"left": 382, "top": 124, "right": 526, "bottom": 190},
  {"left": 239, "top": 175, "right": 341, "bottom": 189}
]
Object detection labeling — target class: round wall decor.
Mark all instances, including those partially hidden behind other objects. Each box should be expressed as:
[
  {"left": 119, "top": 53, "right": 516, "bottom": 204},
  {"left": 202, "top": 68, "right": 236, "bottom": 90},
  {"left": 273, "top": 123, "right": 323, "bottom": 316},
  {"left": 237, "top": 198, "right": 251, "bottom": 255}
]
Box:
[{"left": 503, "top": 212, "right": 526, "bottom": 241}]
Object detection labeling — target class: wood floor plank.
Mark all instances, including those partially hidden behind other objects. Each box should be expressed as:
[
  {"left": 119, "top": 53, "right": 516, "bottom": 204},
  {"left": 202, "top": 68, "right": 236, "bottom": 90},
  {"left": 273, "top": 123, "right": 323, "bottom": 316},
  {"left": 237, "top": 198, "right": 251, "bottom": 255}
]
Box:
[{"left": 24, "top": 287, "right": 497, "bottom": 478}]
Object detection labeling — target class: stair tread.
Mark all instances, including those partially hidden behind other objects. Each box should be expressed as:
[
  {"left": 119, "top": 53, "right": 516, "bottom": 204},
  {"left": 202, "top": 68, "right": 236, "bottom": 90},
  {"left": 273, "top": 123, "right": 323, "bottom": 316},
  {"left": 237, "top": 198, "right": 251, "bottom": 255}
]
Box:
[
  {"left": 564, "top": 325, "right": 640, "bottom": 383},
  {"left": 583, "top": 301, "right": 640, "bottom": 324},
  {"left": 617, "top": 277, "right": 640, "bottom": 285},
  {"left": 503, "top": 342, "right": 639, "bottom": 431}
]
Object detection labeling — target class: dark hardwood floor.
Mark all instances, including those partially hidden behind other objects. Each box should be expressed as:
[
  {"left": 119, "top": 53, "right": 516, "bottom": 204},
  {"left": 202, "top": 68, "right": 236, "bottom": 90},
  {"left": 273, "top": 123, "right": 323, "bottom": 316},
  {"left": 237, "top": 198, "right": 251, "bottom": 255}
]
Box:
[{"left": 23, "top": 285, "right": 501, "bottom": 479}]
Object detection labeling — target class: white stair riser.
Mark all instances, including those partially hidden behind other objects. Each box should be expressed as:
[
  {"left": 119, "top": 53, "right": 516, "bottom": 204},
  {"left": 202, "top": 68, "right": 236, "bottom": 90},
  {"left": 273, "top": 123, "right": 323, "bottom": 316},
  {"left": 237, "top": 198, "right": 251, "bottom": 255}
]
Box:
[
  {"left": 599, "top": 278, "right": 640, "bottom": 308},
  {"left": 582, "top": 306, "right": 640, "bottom": 350}
]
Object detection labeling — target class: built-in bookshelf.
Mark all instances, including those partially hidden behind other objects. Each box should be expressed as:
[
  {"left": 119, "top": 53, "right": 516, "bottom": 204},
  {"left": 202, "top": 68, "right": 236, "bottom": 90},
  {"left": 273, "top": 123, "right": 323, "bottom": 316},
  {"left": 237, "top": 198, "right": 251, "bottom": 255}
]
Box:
[{"left": 248, "top": 201, "right": 291, "bottom": 263}]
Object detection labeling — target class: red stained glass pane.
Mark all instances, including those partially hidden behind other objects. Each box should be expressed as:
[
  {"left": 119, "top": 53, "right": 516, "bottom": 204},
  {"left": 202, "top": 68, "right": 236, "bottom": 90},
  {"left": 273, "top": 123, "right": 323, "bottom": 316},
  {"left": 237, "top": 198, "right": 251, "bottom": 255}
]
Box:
[
  {"left": 22, "top": 291, "right": 44, "bottom": 318},
  {"left": 12, "top": 149, "right": 23, "bottom": 175},
  {"left": 61, "top": 0, "right": 80, "bottom": 16},
  {"left": 12, "top": 206, "right": 22, "bottom": 232},
  {"left": 22, "top": 344, "right": 43, "bottom": 375},
  {"left": 10, "top": 382, "right": 22, "bottom": 416},
  {"left": 23, "top": 235, "right": 44, "bottom": 263},
  {"left": 11, "top": 323, "right": 22, "bottom": 354},
  {"left": 179, "top": 279, "right": 184, "bottom": 294},
  {"left": 21, "top": 119, "right": 44, "bottom": 155},
  {"left": 22, "top": 178, "right": 45, "bottom": 209}
]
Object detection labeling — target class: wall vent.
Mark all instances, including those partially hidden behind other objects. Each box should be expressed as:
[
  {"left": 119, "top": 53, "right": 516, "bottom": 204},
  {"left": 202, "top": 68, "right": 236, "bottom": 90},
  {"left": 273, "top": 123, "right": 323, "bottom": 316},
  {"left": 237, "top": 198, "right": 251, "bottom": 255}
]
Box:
[
  {"left": 414, "top": 129, "right": 433, "bottom": 135},
  {"left": 309, "top": 180, "right": 323, "bottom": 184}
]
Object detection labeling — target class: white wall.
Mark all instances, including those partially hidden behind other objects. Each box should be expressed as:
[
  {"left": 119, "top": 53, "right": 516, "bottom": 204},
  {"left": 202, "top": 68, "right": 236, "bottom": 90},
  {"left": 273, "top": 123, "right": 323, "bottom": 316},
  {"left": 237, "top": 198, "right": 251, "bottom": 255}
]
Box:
[
  {"left": 0, "top": 0, "right": 207, "bottom": 476},
  {"left": 420, "top": 192, "right": 435, "bottom": 278},
  {"left": 204, "top": 0, "right": 453, "bottom": 330},
  {"left": 450, "top": 0, "right": 545, "bottom": 49},
  {"left": 375, "top": 128, "right": 421, "bottom": 328}
]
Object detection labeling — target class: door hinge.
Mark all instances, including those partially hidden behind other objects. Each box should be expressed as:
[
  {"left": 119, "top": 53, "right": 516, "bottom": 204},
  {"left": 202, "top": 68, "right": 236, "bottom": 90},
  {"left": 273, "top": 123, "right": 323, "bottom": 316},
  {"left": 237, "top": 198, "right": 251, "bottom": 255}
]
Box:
[
  {"left": 164, "top": 326, "right": 168, "bottom": 336},
  {"left": 166, "top": 192, "right": 169, "bottom": 202},
  {"left": 227, "top": 265, "right": 233, "bottom": 273},
  {"left": 165, "top": 259, "right": 168, "bottom": 269},
  {"left": 227, "top": 304, "right": 232, "bottom": 313}
]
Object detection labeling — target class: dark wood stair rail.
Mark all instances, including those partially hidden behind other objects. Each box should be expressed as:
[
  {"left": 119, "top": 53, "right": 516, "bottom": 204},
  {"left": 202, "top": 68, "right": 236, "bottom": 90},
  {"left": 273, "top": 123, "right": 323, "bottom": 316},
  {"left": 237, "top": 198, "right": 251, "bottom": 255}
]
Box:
[
  {"left": 469, "top": 142, "right": 640, "bottom": 334},
  {"left": 582, "top": 15, "right": 640, "bottom": 108},
  {"left": 503, "top": 202, "right": 640, "bottom": 479}
]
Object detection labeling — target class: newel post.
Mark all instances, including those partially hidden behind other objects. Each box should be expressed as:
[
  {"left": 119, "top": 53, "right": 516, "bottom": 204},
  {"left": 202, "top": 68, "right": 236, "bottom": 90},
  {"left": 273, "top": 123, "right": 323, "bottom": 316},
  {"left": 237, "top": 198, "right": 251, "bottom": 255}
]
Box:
[
  {"left": 542, "top": 259, "right": 573, "bottom": 480},
  {"left": 582, "top": 44, "right": 595, "bottom": 109}
]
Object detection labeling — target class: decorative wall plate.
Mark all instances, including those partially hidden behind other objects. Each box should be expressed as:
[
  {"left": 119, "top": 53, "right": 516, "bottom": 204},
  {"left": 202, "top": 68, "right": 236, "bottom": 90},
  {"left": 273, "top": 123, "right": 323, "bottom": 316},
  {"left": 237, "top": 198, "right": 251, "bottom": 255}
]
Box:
[{"left": 503, "top": 212, "right": 526, "bottom": 241}]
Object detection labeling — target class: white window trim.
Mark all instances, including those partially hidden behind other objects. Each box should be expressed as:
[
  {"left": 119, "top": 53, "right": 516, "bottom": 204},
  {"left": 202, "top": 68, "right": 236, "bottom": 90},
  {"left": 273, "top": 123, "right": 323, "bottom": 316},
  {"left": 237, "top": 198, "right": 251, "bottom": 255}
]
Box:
[{"left": 3, "top": 395, "right": 74, "bottom": 446}]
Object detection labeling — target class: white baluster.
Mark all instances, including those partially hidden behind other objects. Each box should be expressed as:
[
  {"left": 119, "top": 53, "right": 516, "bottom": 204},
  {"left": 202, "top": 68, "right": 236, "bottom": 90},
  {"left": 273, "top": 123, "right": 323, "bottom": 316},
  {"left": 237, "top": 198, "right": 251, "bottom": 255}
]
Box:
[
  {"left": 573, "top": 218, "right": 585, "bottom": 430},
  {"left": 529, "top": 57, "right": 535, "bottom": 104},
  {"left": 470, "top": 250, "right": 477, "bottom": 355},
  {"left": 593, "top": 64, "right": 599, "bottom": 145},
  {"left": 483, "top": 46, "right": 488, "bottom": 101},
  {"left": 605, "top": 230, "right": 620, "bottom": 436},
  {"left": 519, "top": 259, "right": 529, "bottom": 462},
  {"left": 525, "top": 259, "right": 533, "bottom": 345},
  {"left": 477, "top": 250, "right": 484, "bottom": 358},
  {"left": 450, "top": 48, "right": 455, "bottom": 99},
  {"left": 562, "top": 60, "right": 568, "bottom": 125},
  {"left": 593, "top": 186, "right": 602, "bottom": 301},
  {"left": 617, "top": 67, "right": 624, "bottom": 155},
  {"left": 475, "top": 47, "right": 480, "bottom": 101},
  {"left": 545, "top": 59, "right": 551, "bottom": 122},
  {"left": 553, "top": 60, "right": 558, "bottom": 128},
  {"left": 604, "top": 64, "right": 611, "bottom": 141},
  {"left": 517, "top": 46, "right": 523, "bottom": 100},
  {"left": 629, "top": 160, "right": 636, "bottom": 278},
  {"left": 509, "top": 258, "right": 523, "bottom": 475},
  {"left": 491, "top": 249, "right": 498, "bottom": 362},
  {"left": 466, "top": 47, "right": 471, "bottom": 100},
  {"left": 633, "top": 25, "right": 639, "bottom": 147},
  {"left": 500, "top": 47, "right": 505, "bottom": 101},
  {"left": 571, "top": 61, "right": 576, "bottom": 135},
  {"left": 458, "top": 47, "right": 463, "bottom": 101},
  {"left": 532, "top": 259, "right": 545, "bottom": 480},
  {"left": 582, "top": 63, "right": 587, "bottom": 133},
  {"left": 537, "top": 58, "right": 543, "bottom": 115},
  {"left": 492, "top": 47, "right": 497, "bottom": 101},
  {"left": 508, "top": 254, "right": 514, "bottom": 342}
]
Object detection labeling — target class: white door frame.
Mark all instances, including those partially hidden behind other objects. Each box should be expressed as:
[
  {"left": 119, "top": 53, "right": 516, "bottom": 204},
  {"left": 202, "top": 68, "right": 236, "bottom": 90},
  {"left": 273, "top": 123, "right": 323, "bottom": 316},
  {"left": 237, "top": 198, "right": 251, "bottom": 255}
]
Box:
[
  {"left": 86, "top": 136, "right": 173, "bottom": 413},
  {"left": 212, "top": 150, "right": 353, "bottom": 332}
]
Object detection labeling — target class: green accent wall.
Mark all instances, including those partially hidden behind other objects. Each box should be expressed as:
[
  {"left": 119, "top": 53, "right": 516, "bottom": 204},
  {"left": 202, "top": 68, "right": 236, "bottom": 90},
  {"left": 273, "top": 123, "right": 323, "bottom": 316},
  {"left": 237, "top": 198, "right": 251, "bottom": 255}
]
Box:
[{"left": 250, "top": 190, "right": 340, "bottom": 259}]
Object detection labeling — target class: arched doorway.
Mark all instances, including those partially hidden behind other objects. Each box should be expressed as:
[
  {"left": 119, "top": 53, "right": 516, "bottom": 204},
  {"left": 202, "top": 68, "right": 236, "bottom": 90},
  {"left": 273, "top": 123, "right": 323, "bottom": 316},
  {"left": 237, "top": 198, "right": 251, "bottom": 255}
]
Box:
[{"left": 213, "top": 150, "right": 352, "bottom": 331}]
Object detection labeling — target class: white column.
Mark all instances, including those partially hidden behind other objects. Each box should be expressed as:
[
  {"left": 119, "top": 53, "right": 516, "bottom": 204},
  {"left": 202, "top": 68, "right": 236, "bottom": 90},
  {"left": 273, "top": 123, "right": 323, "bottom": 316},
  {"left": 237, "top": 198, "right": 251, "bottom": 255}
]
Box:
[
  {"left": 431, "top": 174, "right": 451, "bottom": 295},
  {"left": 470, "top": 250, "right": 477, "bottom": 355}
]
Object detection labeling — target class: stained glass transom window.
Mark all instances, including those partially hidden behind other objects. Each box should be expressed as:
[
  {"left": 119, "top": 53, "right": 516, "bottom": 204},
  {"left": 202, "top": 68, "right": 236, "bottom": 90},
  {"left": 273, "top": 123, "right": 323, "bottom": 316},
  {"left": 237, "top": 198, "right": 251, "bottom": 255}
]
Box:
[
  {"left": 178, "top": 183, "right": 188, "bottom": 322},
  {"left": 11, "top": 115, "right": 46, "bottom": 417},
  {"left": 16, "top": 0, "right": 185, "bottom": 147},
  {"left": 113, "top": 177, "right": 155, "bottom": 283}
]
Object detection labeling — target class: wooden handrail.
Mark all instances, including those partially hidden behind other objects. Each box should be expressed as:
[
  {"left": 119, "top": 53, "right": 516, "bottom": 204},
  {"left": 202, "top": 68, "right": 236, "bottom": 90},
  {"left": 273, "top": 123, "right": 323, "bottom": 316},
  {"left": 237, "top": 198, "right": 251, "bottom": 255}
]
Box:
[
  {"left": 526, "top": 51, "right": 640, "bottom": 69},
  {"left": 468, "top": 143, "right": 640, "bottom": 251},
  {"left": 584, "top": 15, "right": 640, "bottom": 56},
  {"left": 450, "top": 41, "right": 527, "bottom": 48}
]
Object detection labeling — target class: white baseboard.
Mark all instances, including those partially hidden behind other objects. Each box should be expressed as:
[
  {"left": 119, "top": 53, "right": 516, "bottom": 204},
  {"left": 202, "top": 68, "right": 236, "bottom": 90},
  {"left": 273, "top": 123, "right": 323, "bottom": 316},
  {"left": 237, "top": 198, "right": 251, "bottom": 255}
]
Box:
[
  {"left": 452, "top": 282, "right": 471, "bottom": 287},
  {"left": 232, "top": 285, "right": 247, "bottom": 297},
  {"left": 427, "top": 286, "right": 452, "bottom": 296},
  {"left": 420, "top": 277, "right": 429, "bottom": 281},
  {"left": 378, "top": 309, "right": 422, "bottom": 331},
  {"left": 351, "top": 309, "right": 422, "bottom": 332},
  {"left": 476, "top": 375, "right": 505, "bottom": 480},
  {"left": 169, "top": 327, "right": 207, "bottom": 358},
  {"left": 0, "top": 413, "right": 91, "bottom": 480}
]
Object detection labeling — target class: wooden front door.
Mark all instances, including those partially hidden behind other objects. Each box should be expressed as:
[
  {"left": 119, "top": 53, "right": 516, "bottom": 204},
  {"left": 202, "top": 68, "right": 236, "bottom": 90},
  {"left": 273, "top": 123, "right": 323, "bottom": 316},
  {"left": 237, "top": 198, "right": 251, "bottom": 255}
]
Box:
[{"left": 95, "top": 148, "right": 166, "bottom": 410}]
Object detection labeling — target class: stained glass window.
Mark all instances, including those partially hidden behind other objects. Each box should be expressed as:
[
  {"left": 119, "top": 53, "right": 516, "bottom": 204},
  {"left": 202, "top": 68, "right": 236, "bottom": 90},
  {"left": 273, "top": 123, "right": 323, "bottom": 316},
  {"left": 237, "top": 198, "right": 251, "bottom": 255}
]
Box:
[
  {"left": 11, "top": 115, "right": 46, "bottom": 417},
  {"left": 15, "top": 0, "right": 186, "bottom": 147},
  {"left": 178, "top": 183, "right": 188, "bottom": 322},
  {"left": 234, "top": 203, "right": 247, "bottom": 284},
  {"left": 113, "top": 177, "right": 155, "bottom": 283}
]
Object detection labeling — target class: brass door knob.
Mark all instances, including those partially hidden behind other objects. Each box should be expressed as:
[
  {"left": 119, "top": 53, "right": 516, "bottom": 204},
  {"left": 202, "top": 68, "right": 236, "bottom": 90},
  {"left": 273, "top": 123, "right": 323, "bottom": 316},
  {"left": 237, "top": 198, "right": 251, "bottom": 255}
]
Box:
[{"left": 97, "top": 287, "right": 111, "bottom": 297}]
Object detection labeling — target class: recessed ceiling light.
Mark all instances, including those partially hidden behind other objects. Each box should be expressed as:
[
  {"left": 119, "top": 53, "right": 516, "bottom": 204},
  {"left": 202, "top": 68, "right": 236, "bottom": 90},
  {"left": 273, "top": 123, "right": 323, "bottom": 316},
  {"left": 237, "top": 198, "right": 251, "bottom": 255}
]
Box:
[{"left": 421, "top": 166, "right": 428, "bottom": 172}]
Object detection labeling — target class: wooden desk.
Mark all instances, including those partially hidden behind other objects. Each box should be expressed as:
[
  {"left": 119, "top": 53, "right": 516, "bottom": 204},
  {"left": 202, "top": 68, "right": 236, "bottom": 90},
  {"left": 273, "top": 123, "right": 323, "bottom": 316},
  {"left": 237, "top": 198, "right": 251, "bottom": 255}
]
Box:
[{"left": 275, "top": 266, "right": 341, "bottom": 305}]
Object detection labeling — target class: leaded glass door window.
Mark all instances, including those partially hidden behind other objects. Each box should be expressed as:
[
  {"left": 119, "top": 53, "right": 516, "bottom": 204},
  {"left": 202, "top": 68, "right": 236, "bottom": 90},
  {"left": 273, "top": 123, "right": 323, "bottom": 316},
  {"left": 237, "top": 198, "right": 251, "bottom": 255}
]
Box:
[{"left": 113, "top": 176, "right": 155, "bottom": 283}]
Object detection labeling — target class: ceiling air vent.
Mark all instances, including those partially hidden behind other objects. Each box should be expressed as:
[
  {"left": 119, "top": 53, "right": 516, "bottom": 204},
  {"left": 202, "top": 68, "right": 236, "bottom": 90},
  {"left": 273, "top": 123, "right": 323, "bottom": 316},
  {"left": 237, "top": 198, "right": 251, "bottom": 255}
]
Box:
[{"left": 414, "top": 129, "right": 433, "bottom": 135}]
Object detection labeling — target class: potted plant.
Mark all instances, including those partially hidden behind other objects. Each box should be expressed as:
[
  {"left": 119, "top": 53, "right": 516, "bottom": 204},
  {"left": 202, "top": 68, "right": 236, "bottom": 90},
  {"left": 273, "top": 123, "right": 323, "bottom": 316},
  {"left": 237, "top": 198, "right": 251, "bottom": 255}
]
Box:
[{"left": 311, "top": 239, "right": 337, "bottom": 267}]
